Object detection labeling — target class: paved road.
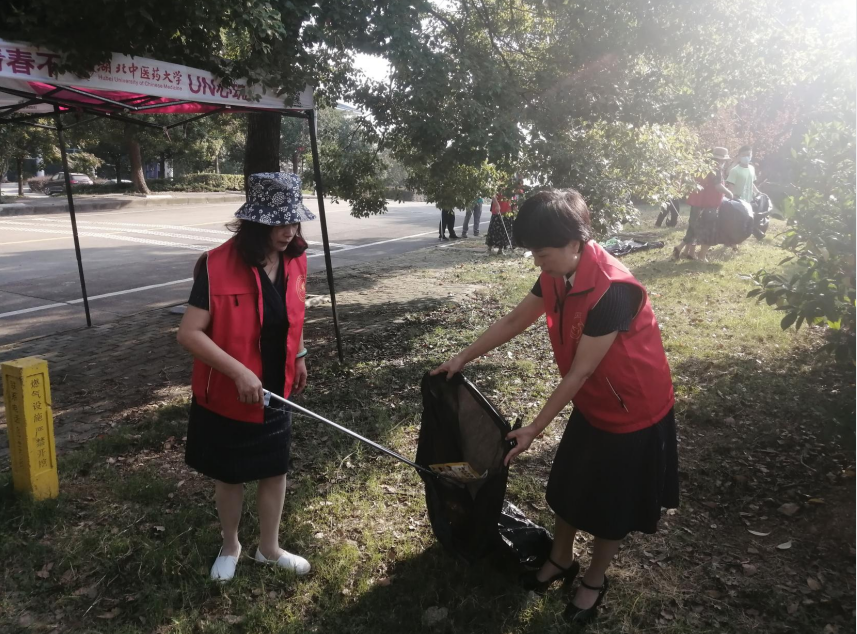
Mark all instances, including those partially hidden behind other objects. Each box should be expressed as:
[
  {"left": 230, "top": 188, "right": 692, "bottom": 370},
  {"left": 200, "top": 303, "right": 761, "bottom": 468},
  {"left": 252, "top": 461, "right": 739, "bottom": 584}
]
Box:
[{"left": 0, "top": 198, "right": 475, "bottom": 344}]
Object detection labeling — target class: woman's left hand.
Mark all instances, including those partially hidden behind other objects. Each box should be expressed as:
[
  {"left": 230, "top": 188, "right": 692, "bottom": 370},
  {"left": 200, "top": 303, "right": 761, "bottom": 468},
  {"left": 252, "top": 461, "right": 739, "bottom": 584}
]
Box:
[
  {"left": 293, "top": 357, "right": 307, "bottom": 394},
  {"left": 504, "top": 424, "right": 541, "bottom": 466}
]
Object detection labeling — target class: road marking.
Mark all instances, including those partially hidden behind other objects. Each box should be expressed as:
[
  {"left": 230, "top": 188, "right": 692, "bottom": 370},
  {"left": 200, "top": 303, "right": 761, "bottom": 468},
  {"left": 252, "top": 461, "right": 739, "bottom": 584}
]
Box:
[
  {"left": 0, "top": 223, "right": 464, "bottom": 319},
  {"left": 28, "top": 217, "right": 349, "bottom": 248},
  {"left": 32, "top": 217, "right": 234, "bottom": 235},
  {"left": 0, "top": 220, "right": 209, "bottom": 251},
  {"left": 0, "top": 278, "right": 194, "bottom": 319},
  {"left": 0, "top": 236, "right": 72, "bottom": 246},
  {"left": 305, "top": 225, "right": 464, "bottom": 257}
]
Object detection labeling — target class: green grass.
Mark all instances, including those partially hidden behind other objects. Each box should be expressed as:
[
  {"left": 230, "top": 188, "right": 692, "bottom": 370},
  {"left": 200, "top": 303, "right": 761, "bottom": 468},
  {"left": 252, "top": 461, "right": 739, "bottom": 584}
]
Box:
[{"left": 1, "top": 208, "right": 853, "bottom": 633}]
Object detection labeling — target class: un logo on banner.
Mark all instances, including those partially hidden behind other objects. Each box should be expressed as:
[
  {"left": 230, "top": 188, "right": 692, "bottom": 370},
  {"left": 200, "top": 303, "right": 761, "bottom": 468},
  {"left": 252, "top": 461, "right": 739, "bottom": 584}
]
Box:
[{"left": 296, "top": 274, "right": 306, "bottom": 303}]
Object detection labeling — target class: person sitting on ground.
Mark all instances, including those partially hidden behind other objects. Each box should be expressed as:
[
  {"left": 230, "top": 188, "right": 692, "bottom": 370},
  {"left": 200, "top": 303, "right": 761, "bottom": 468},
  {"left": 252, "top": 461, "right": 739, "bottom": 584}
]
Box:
[
  {"left": 177, "top": 172, "right": 313, "bottom": 583},
  {"left": 434, "top": 189, "right": 679, "bottom": 627},
  {"left": 672, "top": 147, "right": 733, "bottom": 262}
]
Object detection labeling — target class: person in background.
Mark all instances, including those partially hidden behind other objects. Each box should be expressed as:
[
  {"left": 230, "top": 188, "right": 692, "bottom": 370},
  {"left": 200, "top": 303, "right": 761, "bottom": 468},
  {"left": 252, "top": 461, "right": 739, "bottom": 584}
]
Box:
[
  {"left": 434, "top": 189, "right": 678, "bottom": 626},
  {"left": 177, "top": 172, "right": 313, "bottom": 582},
  {"left": 726, "top": 145, "right": 762, "bottom": 202},
  {"left": 462, "top": 196, "right": 483, "bottom": 238},
  {"left": 485, "top": 192, "right": 514, "bottom": 253},
  {"left": 672, "top": 147, "right": 733, "bottom": 262},
  {"left": 439, "top": 207, "right": 459, "bottom": 241}
]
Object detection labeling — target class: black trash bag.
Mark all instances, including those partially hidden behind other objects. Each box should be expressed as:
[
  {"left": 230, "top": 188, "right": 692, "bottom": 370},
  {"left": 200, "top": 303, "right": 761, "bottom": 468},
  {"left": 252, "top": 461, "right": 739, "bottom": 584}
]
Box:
[
  {"left": 498, "top": 501, "right": 554, "bottom": 569},
  {"left": 751, "top": 193, "right": 771, "bottom": 240},
  {"left": 417, "top": 372, "right": 551, "bottom": 565},
  {"left": 717, "top": 198, "right": 755, "bottom": 245},
  {"left": 602, "top": 237, "right": 666, "bottom": 257},
  {"left": 655, "top": 198, "right": 682, "bottom": 228}
]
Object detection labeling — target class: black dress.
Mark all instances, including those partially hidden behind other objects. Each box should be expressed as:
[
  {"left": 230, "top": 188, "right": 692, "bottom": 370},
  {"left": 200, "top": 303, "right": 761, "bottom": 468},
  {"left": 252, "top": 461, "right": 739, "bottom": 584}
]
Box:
[
  {"left": 184, "top": 256, "right": 293, "bottom": 484},
  {"left": 531, "top": 280, "right": 680, "bottom": 540}
]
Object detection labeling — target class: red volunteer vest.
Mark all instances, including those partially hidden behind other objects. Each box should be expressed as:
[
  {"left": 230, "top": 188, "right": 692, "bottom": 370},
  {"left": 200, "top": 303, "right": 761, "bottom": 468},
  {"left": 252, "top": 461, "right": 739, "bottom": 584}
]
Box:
[
  {"left": 540, "top": 241, "right": 674, "bottom": 433},
  {"left": 686, "top": 172, "right": 725, "bottom": 209},
  {"left": 191, "top": 238, "right": 307, "bottom": 423}
]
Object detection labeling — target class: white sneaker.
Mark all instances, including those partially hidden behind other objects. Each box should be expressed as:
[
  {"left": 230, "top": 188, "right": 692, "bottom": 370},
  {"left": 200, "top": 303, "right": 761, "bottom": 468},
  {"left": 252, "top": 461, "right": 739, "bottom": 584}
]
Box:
[
  {"left": 210, "top": 544, "right": 241, "bottom": 582},
  {"left": 254, "top": 547, "right": 311, "bottom": 575}
]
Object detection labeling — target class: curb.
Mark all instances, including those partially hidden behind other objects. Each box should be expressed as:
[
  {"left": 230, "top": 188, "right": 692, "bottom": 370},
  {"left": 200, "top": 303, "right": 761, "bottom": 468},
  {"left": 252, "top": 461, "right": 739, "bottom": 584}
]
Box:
[{"left": 0, "top": 193, "right": 246, "bottom": 217}]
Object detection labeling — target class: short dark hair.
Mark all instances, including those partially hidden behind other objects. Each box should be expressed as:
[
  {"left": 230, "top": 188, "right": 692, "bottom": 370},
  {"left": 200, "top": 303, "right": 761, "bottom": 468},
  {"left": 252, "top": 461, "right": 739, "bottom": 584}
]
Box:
[
  {"left": 226, "top": 219, "right": 308, "bottom": 267},
  {"left": 513, "top": 189, "right": 592, "bottom": 249},
  {"left": 738, "top": 145, "right": 753, "bottom": 154}
]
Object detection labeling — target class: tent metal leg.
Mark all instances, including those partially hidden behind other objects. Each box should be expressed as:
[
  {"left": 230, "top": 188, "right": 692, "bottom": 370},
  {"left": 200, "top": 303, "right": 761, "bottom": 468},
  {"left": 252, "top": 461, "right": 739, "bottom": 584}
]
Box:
[
  {"left": 307, "top": 108, "right": 344, "bottom": 362},
  {"left": 54, "top": 107, "right": 92, "bottom": 327}
]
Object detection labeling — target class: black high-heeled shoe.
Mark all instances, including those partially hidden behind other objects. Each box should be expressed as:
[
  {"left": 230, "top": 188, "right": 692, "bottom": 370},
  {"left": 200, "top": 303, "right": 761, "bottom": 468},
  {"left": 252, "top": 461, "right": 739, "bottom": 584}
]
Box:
[
  {"left": 564, "top": 576, "right": 610, "bottom": 625},
  {"left": 519, "top": 557, "right": 580, "bottom": 594}
]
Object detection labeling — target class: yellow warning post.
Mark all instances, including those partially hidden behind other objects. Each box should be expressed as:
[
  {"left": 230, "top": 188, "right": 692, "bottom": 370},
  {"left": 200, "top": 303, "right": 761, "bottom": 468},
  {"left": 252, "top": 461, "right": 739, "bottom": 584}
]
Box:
[{"left": 2, "top": 357, "right": 58, "bottom": 500}]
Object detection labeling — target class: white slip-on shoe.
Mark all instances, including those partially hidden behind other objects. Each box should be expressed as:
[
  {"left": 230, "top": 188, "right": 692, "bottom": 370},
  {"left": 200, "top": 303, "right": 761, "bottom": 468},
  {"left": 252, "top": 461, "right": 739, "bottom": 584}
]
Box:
[
  {"left": 254, "top": 547, "right": 311, "bottom": 575},
  {"left": 210, "top": 544, "right": 241, "bottom": 582}
]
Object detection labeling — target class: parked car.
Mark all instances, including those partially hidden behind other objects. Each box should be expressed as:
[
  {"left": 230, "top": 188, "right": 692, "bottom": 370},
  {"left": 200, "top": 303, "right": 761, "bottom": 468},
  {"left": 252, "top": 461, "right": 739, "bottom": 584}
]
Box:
[{"left": 44, "top": 172, "right": 94, "bottom": 195}]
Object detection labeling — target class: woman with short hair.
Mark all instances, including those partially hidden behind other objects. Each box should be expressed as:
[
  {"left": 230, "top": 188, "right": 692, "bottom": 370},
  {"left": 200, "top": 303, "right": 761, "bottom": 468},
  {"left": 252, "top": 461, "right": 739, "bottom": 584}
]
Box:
[
  {"left": 433, "top": 189, "right": 679, "bottom": 625},
  {"left": 177, "top": 172, "right": 313, "bottom": 582}
]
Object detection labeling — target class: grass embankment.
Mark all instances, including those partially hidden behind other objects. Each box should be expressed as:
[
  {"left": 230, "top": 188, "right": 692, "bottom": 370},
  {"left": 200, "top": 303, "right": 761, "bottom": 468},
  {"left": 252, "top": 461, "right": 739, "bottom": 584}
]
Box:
[{"left": 2, "top": 210, "right": 853, "bottom": 633}]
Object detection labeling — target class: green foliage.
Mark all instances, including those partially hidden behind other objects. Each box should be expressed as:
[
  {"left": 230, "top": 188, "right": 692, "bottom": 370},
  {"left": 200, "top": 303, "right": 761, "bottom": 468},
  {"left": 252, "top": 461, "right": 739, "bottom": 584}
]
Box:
[
  {"left": 527, "top": 122, "right": 707, "bottom": 235},
  {"left": 301, "top": 109, "right": 392, "bottom": 217},
  {"left": 1, "top": 0, "right": 420, "bottom": 105},
  {"left": 355, "top": 0, "right": 854, "bottom": 222},
  {"left": 0, "top": 123, "right": 58, "bottom": 171},
  {"left": 66, "top": 151, "right": 102, "bottom": 177},
  {"left": 748, "top": 104, "right": 856, "bottom": 364},
  {"left": 406, "top": 161, "right": 502, "bottom": 210},
  {"left": 70, "top": 173, "right": 245, "bottom": 194}
]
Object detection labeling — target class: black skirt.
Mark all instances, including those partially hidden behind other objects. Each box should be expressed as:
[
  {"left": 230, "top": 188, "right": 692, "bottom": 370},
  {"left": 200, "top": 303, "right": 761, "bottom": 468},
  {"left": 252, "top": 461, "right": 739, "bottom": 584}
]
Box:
[
  {"left": 545, "top": 408, "right": 679, "bottom": 540},
  {"left": 485, "top": 214, "right": 514, "bottom": 248},
  {"left": 185, "top": 398, "right": 292, "bottom": 484},
  {"left": 694, "top": 208, "right": 720, "bottom": 246}
]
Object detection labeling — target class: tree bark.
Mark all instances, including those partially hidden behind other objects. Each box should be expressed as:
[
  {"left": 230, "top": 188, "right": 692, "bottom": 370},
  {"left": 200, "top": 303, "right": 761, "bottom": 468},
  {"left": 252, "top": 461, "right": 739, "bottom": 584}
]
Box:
[
  {"left": 244, "top": 111, "right": 282, "bottom": 193},
  {"left": 114, "top": 155, "right": 121, "bottom": 184},
  {"left": 291, "top": 150, "right": 299, "bottom": 174},
  {"left": 125, "top": 124, "right": 150, "bottom": 194},
  {"left": 16, "top": 156, "right": 23, "bottom": 196},
  {"left": 215, "top": 153, "right": 220, "bottom": 175},
  {"left": 159, "top": 152, "right": 166, "bottom": 179}
]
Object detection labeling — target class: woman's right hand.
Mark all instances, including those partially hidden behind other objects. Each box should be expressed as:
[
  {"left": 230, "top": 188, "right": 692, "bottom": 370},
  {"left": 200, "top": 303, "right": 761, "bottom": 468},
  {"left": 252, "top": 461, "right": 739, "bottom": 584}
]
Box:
[
  {"left": 233, "top": 366, "right": 264, "bottom": 406},
  {"left": 430, "top": 355, "right": 467, "bottom": 379}
]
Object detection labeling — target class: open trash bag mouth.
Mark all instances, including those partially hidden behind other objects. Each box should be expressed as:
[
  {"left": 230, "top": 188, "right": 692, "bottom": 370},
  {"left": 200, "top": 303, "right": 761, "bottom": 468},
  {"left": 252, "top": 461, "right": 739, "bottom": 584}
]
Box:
[{"left": 417, "top": 372, "right": 552, "bottom": 566}]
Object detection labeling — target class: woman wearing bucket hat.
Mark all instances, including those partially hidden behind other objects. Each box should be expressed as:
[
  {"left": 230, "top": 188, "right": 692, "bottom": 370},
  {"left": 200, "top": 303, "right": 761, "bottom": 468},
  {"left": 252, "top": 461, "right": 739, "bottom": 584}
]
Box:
[
  {"left": 177, "top": 172, "right": 316, "bottom": 582},
  {"left": 671, "top": 147, "right": 734, "bottom": 262}
]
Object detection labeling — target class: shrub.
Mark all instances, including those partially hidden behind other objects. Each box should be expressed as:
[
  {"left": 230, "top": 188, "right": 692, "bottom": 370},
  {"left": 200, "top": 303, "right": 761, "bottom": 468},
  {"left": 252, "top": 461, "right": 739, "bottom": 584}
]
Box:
[
  {"left": 59, "top": 173, "right": 244, "bottom": 195},
  {"left": 748, "top": 115, "right": 856, "bottom": 364},
  {"left": 27, "top": 176, "right": 50, "bottom": 193}
]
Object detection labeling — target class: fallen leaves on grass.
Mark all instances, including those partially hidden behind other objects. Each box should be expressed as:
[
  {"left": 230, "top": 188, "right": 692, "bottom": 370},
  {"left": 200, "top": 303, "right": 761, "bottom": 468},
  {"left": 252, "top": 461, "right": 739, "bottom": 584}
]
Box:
[{"left": 778, "top": 503, "right": 801, "bottom": 517}]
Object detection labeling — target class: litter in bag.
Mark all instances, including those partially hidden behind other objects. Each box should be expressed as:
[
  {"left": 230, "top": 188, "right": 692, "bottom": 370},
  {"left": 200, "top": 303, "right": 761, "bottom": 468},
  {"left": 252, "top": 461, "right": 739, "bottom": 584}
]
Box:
[
  {"left": 601, "top": 237, "right": 666, "bottom": 257},
  {"left": 498, "top": 501, "right": 554, "bottom": 569},
  {"left": 417, "top": 372, "right": 552, "bottom": 565}
]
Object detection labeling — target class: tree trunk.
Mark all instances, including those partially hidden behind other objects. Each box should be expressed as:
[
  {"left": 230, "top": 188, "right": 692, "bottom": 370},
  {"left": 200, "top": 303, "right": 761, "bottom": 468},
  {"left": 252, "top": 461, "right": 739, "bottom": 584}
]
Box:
[
  {"left": 125, "top": 124, "right": 150, "bottom": 194},
  {"left": 115, "top": 155, "right": 122, "bottom": 185},
  {"left": 291, "top": 150, "right": 299, "bottom": 174},
  {"left": 16, "top": 156, "right": 23, "bottom": 196},
  {"left": 215, "top": 153, "right": 220, "bottom": 175},
  {"left": 159, "top": 153, "right": 166, "bottom": 179},
  {"left": 244, "top": 111, "right": 282, "bottom": 194}
]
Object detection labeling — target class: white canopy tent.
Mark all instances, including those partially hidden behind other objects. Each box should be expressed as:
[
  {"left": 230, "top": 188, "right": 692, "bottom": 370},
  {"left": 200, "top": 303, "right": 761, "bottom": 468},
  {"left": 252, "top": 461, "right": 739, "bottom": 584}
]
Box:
[{"left": 0, "top": 39, "right": 344, "bottom": 360}]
